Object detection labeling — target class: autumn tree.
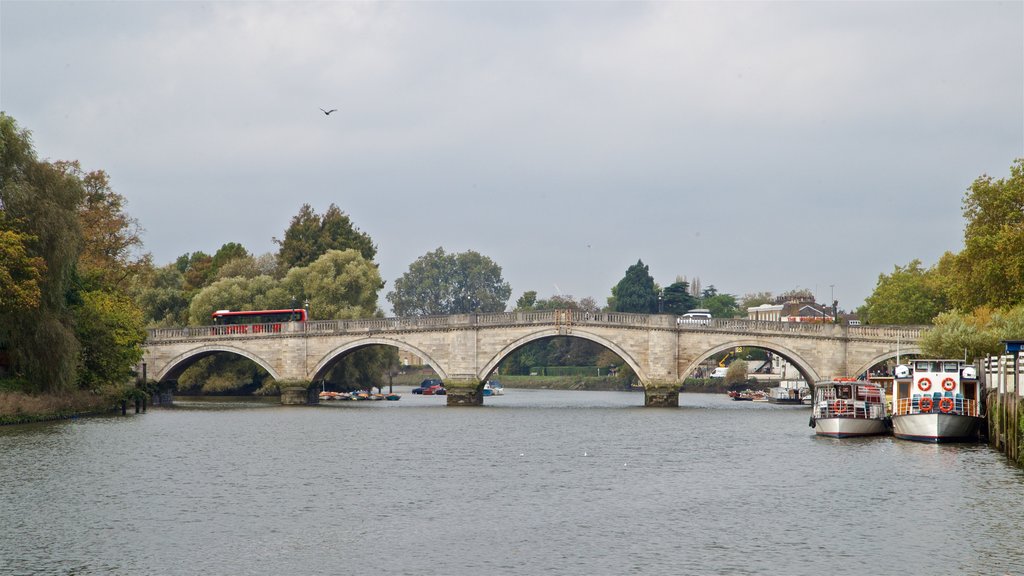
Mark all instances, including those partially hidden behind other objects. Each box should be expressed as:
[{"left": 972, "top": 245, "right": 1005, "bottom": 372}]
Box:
[
  {"left": 387, "top": 248, "right": 510, "bottom": 316},
  {"left": 0, "top": 229, "right": 45, "bottom": 314},
  {"left": 58, "top": 162, "right": 147, "bottom": 290},
  {"left": 0, "top": 114, "right": 84, "bottom": 391},
  {"left": 941, "top": 159, "right": 1024, "bottom": 310}
]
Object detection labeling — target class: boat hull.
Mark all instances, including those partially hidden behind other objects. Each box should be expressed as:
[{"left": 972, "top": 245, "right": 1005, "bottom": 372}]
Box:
[
  {"left": 891, "top": 413, "right": 982, "bottom": 442},
  {"left": 814, "top": 417, "right": 889, "bottom": 438}
]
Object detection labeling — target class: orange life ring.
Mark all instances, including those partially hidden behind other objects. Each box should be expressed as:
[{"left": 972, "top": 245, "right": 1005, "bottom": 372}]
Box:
[
  {"left": 832, "top": 400, "right": 846, "bottom": 414},
  {"left": 919, "top": 397, "right": 934, "bottom": 412},
  {"left": 939, "top": 397, "right": 954, "bottom": 413},
  {"left": 941, "top": 378, "right": 956, "bottom": 391},
  {"left": 918, "top": 378, "right": 932, "bottom": 392}
]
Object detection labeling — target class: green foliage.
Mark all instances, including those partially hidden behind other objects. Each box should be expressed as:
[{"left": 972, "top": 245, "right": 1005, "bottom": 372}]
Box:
[
  {"left": 0, "top": 114, "right": 84, "bottom": 392},
  {"left": 210, "top": 242, "right": 249, "bottom": 274},
  {"left": 610, "top": 259, "right": 657, "bottom": 313},
  {"left": 516, "top": 290, "right": 537, "bottom": 310},
  {"left": 282, "top": 249, "right": 382, "bottom": 319},
  {"left": 861, "top": 259, "right": 947, "bottom": 325},
  {"left": 63, "top": 162, "right": 146, "bottom": 291},
  {"left": 275, "top": 203, "right": 376, "bottom": 269},
  {"left": 662, "top": 280, "right": 698, "bottom": 315},
  {"left": 702, "top": 291, "right": 741, "bottom": 318},
  {"left": 724, "top": 359, "right": 749, "bottom": 386},
  {"left": 741, "top": 291, "right": 774, "bottom": 309},
  {"left": 0, "top": 228, "right": 45, "bottom": 313},
  {"left": 131, "top": 264, "right": 190, "bottom": 326},
  {"left": 920, "top": 305, "right": 1024, "bottom": 360},
  {"left": 387, "top": 247, "right": 511, "bottom": 316},
  {"left": 178, "top": 354, "right": 270, "bottom": 394},
  {"left": 942, "top": 159, "right": 1024, "bottom": 310},
  {"left": 187, "top": 274, "right": 285, "bottom": 324},
  {"left": 74, "top": 290, "right": 146, "bottom": 389}
]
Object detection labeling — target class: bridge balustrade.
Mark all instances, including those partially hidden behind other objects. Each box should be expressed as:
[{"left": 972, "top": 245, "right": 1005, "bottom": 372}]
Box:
[{"left": 145, "top": 312, "right": 925, "bottom": 343}]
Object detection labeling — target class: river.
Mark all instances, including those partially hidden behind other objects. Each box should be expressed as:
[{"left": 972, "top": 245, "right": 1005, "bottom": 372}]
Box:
[{"left": 2, "top": 390, "right": 1023, "bottom": 576}]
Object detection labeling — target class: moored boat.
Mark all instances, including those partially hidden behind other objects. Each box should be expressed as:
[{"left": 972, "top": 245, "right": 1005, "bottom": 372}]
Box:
[
  {"left": 891, "top": 359, "right": 983, "bottom": 442},
  {"left": 482, "top": 380, "right": 504, "bottom": 396},
  {"left": 809, "top": 379, "right": 889, "bottom": 438}
]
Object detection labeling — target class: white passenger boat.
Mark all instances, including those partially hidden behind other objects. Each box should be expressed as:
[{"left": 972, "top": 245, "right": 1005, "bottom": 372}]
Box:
[
  {"left": 809, "top": 379, "right": 889, "bottom": 438},
  {"left": 891, "top": 359, "right": 983, "bottom": 442}
]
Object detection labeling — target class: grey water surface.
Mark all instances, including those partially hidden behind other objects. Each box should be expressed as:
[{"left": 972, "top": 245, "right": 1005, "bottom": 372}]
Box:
[{"left": 2, "top": 390, "right": 1022, "bottom": 576}]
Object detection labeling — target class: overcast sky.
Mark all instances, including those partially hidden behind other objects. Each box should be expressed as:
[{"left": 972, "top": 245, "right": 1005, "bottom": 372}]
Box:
[{"left": 2, "top": 1, "right": 1021, "bottom": 314}]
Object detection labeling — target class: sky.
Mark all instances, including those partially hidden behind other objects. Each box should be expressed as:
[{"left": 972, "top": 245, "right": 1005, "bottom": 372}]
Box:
[{"left": 2, "top": 1, "right": 1022, "bottom": 314}]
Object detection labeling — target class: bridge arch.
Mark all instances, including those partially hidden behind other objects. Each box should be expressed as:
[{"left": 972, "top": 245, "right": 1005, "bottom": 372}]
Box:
[
  {"left": 681, "top": 339, "right": 821, "bottom": 384},
  {"left": 309, "top": 337, "right": 448, "bottom": 382},
  {"left": 850, "top": 346, "right": 923, "bottom": 379},
  {"left": 477, "top": 328, "right": 648, "bottom": 383},
  {"left": 155, "top": 344, "right": 283, "bottom": 382}
]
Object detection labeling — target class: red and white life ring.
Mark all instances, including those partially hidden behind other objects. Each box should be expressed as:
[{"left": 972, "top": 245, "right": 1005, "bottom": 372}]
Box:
[
  {"left": 939, "top": 397, "right": 954, "bottom": 413},
  {"left": 918, "top": 378, "right": 932, "bottom": 392},
  {"left": 832, "top": 400, "right": 846, "bottom": 414},
  {"left": 941, "top": 378, "right": 956, "bottom": 391},
  {"left": 919, "top": 397, "right": 934, "bottom": 412}
]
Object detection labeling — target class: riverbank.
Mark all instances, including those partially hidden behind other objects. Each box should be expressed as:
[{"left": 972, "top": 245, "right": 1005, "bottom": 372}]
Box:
[{"left": 0, "top": 391, "right": 119, "bottom": 425}]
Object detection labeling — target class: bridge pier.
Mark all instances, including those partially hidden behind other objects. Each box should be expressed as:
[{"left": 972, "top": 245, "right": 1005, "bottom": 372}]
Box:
[
  {"left": 281, "top": 385, "right": 317, "bottom": 405},
  {"left": 445, "top": 380, "right": 484, "bottom": 406},
  {"left": 644, "top": 383, "right": 680, "bottom": 407}
]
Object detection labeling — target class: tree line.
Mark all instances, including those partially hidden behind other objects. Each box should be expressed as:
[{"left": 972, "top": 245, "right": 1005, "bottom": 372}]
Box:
[{"left": 3, "top": 109, "right": 1020, "bottom": 397}]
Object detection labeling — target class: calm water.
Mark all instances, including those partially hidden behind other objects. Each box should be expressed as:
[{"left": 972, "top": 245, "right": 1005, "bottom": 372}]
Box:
[{"left": 2, "top": 390, "right": 1023, "bottom": 576}]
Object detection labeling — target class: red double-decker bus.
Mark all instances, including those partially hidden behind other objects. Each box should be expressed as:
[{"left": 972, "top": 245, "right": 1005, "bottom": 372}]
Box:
[{"left": 211, "top": 309, "right": 307, "bottom": 334}]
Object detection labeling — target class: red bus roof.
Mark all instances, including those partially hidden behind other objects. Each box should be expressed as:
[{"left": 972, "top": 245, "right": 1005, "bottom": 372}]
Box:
[{"left": 210, "top": 309, "right": 307, "bottom": 318}]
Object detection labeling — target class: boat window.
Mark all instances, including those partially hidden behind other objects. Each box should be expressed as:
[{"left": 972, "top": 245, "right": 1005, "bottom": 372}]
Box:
[
  {"left": 943, "top": 362, "right": 959, "bottom": 373},
  {"left": 915, "top": 361, "right": 930, "bottom": 371},
  {"left": 836, "top": 385, "right": 851, "bottom": 399}
]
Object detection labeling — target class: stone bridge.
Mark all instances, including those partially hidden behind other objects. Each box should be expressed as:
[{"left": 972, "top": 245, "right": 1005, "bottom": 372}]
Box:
[{"left": 142, "top": 310, "right": 925, "bottom": 407}]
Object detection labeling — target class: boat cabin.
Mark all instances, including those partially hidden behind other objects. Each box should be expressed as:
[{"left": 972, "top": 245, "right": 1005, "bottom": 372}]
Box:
[
  {"left": 892, "top": 359, "right": 980, "bottom": 417},
  {"left": 813, "top": 380, "right": 885, "bottom": 419}
]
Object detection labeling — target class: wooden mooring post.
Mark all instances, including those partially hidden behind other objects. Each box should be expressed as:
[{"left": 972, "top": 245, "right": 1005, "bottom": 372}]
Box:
[{"left": 984, "top": 341, "right": 1023, "bottom": 465}]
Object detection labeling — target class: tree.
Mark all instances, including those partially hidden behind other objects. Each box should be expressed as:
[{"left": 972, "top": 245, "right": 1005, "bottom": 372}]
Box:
[
  {"left": 609, "top": 259, "right": 657, "bottom": 313},
  {"left": 920, "top": 305, "right": 1024, "bottom": 360},
  {"left": 210, "top": 242, "right": 249, "bottom": 275},
  {"left": 861, "top": 259, "right": 947, "bottom": 325},
  {"left": 0, "top": 229, "right": 45, "bottom": 314},
  {"left": 275, "top": 203, "right": 376, "bottom": 270},
  {"left": 282, "top": 249, "right": 382, "bottom": 319},
  {"left": 74, "top": 290, "right": 145, "bottom": 390},
  {"left": 61, "top": 163, "right": 147, "bottom": 291},
  {"left": 941, "top": 159, "right": 1024, "bottom": 310},
  {"left": 725, "top": 359, "right": 749, "bottom": 386},
  {"left": 132, "top": 263, "right": 190, "bottom": 327},
  {"left": 0, "top": 114, "right": 84, "bottom": 392},
  {"left": 701, "top": 287, "right": 741, "bottom": 318},
  {"left": 741, "top": 291, "right": 775, "bottom": 309},
  {"left": 662, "top": 279, "right": 699, "bottom": 315},
  {"left": 516, "top": 291, "right": 538, "bottom": 310},
  {"left": 387, "top": 247, "right": 511, "bottom": 316}
]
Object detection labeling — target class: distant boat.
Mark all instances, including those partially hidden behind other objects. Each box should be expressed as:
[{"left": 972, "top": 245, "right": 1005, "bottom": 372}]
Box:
[
  {"left": 385, "top": 393, "right": 401, "bottom": 401},
  {"left": 483, "top": 380, "right": 504, "bottom": 396},
  {"left": 767, "top": 384, "right": 810, "bottom": 405}
]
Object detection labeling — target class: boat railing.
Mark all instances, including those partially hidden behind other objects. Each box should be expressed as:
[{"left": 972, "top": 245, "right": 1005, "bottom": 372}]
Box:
[
  {"left": 893, "top": 397, "right": 980, "bottom": 417},
  {"left": 813, "top": 400, "right": 887, "bottom": 419}
]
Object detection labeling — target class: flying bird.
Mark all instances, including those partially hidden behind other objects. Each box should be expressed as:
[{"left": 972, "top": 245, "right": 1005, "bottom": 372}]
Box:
[{"left": 320, "top": 108, "right": 337, "bottom": 116}]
